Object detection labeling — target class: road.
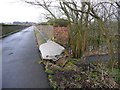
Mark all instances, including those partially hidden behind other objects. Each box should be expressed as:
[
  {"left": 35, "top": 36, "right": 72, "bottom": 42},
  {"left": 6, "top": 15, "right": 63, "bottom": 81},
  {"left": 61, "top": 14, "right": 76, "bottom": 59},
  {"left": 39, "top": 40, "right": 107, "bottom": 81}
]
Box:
[{"left": 2, "top": 26, "right": 50, "bottom": 88}]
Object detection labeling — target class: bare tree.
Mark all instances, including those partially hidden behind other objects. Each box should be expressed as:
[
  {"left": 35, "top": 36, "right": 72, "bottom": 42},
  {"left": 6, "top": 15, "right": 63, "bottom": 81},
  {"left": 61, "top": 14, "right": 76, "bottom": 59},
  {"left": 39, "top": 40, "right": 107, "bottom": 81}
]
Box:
[
  {"left": 22, "top": 0, "right": 119, "bottom": 60},
  {"left": 22, "top": 0, "right": 58, "bottom": 18}
]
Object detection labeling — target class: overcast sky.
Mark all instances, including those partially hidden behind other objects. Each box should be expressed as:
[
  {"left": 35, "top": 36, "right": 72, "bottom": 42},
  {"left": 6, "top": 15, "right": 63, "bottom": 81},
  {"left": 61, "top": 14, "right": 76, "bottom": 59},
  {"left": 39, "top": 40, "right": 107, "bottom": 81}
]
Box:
[{"left": 0, "top": 0, "right": 45, "bottom": 23}]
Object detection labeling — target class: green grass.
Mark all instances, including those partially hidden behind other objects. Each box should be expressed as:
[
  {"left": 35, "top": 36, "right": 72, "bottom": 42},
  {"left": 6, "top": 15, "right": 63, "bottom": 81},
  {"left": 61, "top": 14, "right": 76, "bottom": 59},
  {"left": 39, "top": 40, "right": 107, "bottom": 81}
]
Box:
[
  {"left": 34, "top": 29, "right": 46, "bottom": 46},
  {"left": 107, "top": 68, "right": 120, "bottom": 84}
]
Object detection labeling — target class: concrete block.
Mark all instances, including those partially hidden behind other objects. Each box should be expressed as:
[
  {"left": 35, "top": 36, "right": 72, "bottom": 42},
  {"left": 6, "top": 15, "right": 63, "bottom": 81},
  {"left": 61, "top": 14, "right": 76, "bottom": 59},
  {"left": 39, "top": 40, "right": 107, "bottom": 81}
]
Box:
[{"left": 39, "top": 40, "right": 65, "bottom": 61}]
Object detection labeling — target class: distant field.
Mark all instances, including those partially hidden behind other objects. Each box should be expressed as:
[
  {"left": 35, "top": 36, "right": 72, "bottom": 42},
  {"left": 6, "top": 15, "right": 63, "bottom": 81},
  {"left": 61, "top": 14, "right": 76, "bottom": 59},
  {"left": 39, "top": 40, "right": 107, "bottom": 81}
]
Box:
[{"left": 0, "top": 24, "right": 30, "bottom": 38}]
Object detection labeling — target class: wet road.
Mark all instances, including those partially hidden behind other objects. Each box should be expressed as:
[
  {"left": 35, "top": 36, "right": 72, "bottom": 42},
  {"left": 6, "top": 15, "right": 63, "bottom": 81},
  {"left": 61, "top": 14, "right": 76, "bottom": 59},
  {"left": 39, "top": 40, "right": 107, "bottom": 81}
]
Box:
[{"left": 2, "top": 26, "right": 50, "bottom": 88}]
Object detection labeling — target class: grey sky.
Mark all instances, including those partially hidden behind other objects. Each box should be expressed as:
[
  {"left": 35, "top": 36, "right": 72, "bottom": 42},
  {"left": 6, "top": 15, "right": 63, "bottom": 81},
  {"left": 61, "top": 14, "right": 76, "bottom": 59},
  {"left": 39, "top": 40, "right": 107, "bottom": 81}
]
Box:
[
  {"left": 0, "top": 0, "right": 45, "bottom": 23},
  {"left": 0, "top": 0, "right": 118, "bottom": 23}
]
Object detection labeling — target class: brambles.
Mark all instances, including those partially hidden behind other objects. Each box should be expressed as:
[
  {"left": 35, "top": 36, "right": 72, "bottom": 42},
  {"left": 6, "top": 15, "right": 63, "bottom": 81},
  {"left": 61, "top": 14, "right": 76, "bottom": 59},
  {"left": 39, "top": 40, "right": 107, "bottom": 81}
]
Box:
[
  {"left": 41, "top": 58, "right": 120, "bottom": 88},
  {"left": 53, "top": 27, "right": 68, "bottom": 47}
]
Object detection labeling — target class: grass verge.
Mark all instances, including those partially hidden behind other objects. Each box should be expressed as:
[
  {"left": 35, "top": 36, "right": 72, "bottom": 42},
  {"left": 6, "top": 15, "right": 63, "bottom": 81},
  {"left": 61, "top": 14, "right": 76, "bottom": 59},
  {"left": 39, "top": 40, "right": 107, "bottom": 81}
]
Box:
[{"left": 34, "top": 29, "right": 46, "bottom": 46}]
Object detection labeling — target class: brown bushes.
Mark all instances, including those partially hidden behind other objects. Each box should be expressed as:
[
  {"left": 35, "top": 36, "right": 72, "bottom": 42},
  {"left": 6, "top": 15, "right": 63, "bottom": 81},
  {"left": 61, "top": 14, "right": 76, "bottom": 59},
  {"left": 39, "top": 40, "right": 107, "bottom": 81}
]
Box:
[{"left": 53, "top": 27, "right": 68, "bottom": 46}]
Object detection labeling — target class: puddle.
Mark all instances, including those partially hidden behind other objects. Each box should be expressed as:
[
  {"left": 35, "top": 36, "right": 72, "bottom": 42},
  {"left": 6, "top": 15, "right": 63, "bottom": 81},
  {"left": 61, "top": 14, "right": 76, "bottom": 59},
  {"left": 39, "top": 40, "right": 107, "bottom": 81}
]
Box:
[{"left": 8, "top": 52, "right": 13, "bottom": 55}]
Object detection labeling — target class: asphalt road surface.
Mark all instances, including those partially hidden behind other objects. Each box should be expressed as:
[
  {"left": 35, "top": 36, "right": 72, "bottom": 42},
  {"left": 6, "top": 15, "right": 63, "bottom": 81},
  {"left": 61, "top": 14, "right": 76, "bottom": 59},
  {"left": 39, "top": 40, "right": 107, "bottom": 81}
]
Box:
[{"left": 2, "top": 26, "right": 50, "bottom": 88}]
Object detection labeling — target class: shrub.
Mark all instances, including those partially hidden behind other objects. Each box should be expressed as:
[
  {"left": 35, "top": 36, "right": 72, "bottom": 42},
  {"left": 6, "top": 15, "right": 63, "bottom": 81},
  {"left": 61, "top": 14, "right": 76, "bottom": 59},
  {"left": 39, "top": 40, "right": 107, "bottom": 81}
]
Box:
[
  {"left": 47, "top": 18, "right": 68, "bottom": 27},
  {"left": 39, "top": 22, "right": 48, "bottom": 25}
]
